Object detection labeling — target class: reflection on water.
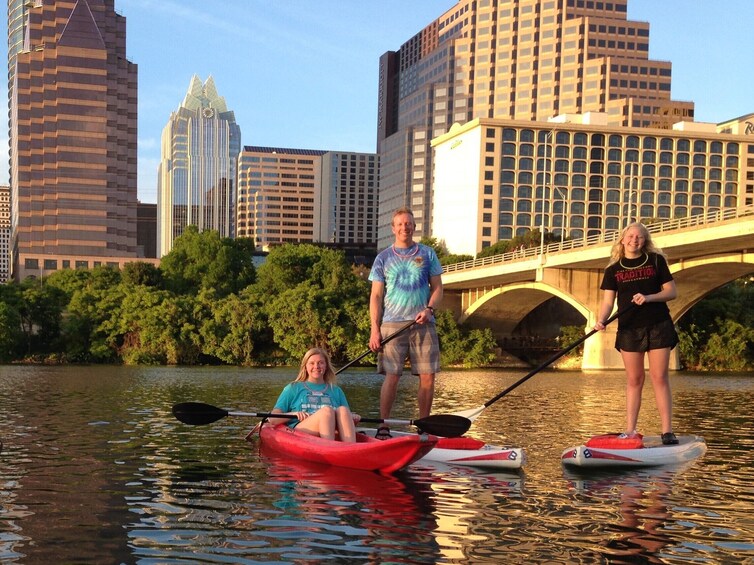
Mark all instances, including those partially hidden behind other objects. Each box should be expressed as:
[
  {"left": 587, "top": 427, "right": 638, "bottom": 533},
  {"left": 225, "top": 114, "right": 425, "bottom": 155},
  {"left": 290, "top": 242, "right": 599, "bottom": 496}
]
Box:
[{"left": 0, "top": 365, "right": 753, "bottom": 563}]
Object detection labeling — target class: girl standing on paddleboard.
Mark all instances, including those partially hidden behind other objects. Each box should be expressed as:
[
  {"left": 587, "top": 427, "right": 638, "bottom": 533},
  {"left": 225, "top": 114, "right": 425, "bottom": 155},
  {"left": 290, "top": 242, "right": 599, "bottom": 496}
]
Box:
[{"left": 594, "top": 222, "right": 679, "bottom": 445}]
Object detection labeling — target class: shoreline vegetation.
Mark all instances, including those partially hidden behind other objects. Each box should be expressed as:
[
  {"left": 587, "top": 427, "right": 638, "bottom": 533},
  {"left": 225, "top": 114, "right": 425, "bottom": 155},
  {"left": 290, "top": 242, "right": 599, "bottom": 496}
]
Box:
[{"left": 1, "top": 228, "right": 752, "bottom": 371}]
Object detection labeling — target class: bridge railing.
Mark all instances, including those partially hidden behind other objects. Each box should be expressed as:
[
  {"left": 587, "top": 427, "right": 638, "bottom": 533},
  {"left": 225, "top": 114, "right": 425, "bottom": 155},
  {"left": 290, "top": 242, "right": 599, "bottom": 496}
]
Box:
[{"left": 443, "top": 204, "right": 754, "bottom": 273}]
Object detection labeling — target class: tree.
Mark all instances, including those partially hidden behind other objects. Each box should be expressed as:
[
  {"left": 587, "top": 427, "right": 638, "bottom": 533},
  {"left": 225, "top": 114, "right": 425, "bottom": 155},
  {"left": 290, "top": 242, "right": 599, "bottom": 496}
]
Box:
[
  {"left": 122, "top": 261, "right": 163, "bottom": 287},
  {"left": 0, "top": 285, "right": 23, "bottom": 361},
  {"left": 249, "top": 244, "right": 370, "bottom": 363},
  {"left": 435, "top": 309, "right": 498, "bottom": 367},
  {"left": 198, "top": 290, "right": 267, "bottom": 365},
  {"left": 17, "top": 279, "right": 67, "bottom": 356},
  {"left": 160, "top": 226, "right": 256, "bottom": 296}
]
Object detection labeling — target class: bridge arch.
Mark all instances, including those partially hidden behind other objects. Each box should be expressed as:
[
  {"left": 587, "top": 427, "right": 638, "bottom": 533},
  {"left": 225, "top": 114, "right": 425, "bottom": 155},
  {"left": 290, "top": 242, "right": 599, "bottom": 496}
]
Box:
[
  {"left": 460, "top": 281, "right": 591, "bottom": 334},
  {"left": 670, "top": 251, "right": 754, "bottom": 321}
]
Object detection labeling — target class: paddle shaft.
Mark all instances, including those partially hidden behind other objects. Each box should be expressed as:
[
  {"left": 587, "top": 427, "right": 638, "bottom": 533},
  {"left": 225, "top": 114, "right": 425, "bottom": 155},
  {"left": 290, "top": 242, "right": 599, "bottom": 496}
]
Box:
[
  {"left": 229, "top": 409, "right": 426, "bottom": 427},
  {"left": 481, "top": 304, "right": 634, "bottom": 409},
  {"left": 335, "top": 319, "right": 416, "bottom": 374}
]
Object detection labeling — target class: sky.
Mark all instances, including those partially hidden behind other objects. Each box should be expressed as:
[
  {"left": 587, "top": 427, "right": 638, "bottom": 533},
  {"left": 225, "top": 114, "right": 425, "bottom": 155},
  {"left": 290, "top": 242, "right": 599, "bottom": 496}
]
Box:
[{"left": 1, "top": 0, "right": 752, "bottom": 204}]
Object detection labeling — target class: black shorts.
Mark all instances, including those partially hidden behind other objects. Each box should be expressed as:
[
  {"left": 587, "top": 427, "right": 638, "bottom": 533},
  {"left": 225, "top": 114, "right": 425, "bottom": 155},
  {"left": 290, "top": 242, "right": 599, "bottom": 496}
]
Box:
[{"left": 615, "top": 318, "right": 679, "bottom": 352}]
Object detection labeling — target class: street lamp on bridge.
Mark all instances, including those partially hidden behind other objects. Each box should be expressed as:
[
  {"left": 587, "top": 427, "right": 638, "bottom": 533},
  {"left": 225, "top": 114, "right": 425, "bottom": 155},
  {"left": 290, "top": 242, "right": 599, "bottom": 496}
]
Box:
[{"left": 539, "top": 129, "right": 556, "bottom": 256}]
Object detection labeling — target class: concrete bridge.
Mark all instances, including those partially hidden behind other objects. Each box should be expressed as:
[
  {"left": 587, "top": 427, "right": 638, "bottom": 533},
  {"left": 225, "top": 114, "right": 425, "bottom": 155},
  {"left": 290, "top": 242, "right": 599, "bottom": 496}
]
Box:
[{"left": 441, "top": 206, "right": 754, "bottom": 370}]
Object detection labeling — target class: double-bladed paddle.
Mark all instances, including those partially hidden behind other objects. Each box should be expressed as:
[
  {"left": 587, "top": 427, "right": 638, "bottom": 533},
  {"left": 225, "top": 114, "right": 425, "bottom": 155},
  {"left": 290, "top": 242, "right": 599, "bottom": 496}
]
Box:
[
  {"left": 454, "top": 304, "right": 635, "bottom": 422},
  {"left": 172, "top": 401, "right": 470, "bottom": 437}
]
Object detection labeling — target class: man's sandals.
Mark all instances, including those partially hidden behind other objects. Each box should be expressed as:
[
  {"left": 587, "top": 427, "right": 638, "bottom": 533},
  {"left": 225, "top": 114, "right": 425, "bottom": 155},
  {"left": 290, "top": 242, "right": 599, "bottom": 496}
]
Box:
[{"left": 375, "top": 425, "right": 392, "bottom": 440}]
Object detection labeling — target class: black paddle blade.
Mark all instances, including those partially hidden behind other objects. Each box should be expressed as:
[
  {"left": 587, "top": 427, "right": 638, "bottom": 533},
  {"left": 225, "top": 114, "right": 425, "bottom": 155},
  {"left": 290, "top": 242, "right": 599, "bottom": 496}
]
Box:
[
  {"left": 414, "top": 414, "right": 471, "bottom": 437},
  {"left": 172, "top": 402, "right": 229, "bottom": 425}
]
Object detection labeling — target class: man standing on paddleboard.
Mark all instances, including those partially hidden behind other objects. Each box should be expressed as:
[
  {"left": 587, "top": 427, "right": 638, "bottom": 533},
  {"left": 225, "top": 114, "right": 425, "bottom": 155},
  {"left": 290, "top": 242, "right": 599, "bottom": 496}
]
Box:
[{"left": 368, "top": 207, "right": 444, "bottom": 439}]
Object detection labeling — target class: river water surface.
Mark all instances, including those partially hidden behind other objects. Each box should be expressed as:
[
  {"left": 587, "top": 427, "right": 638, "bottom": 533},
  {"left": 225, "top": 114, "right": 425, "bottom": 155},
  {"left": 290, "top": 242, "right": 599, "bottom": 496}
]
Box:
[{"left": 0, "top": 365, "right": 752, "bottom": 564}]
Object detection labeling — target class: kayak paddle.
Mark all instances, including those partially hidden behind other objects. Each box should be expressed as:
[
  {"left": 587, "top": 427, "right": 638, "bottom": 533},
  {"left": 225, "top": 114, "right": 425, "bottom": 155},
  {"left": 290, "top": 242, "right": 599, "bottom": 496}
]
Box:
[
  {"left": 172, "top": 401, "right": 471, "bottom": 437},
  {"left": 454, "top": 304, "right": 635, "bottom": 422},
  {"left": 335, "top": 319, "right": 416, "bottom": 374}
]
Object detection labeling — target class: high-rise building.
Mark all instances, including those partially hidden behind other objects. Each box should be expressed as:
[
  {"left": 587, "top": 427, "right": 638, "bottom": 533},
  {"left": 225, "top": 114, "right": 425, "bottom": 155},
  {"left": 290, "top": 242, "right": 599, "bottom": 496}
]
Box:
[
  {"left": 137, "top": 201, "right": 157, "bottom": 259},
  {"left": 236, "top": 147, "right": 325, "bottom": 250},
  {"left": 157, "top": 75, "right": 241, "bottom": 256},
  {"left": 236, "top": 147, "right": 379, "bottom": 251},
  {"left": 319, "top": 152, "right": 379, "bottom": 245},
  {"left": 377, "top": 0, "right": 694, "bottom": 248},
  {"left": 8, "top": 0, "right": 139, "bottom": 280},
  {"left": 0, "top": 184, "right": 10, "bottom": 282}
]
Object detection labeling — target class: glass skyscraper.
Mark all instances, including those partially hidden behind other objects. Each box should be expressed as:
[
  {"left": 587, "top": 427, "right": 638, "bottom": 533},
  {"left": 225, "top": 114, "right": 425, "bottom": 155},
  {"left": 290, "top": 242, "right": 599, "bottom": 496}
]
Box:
[{"left": 158, "top": 75, "right": 241, "bottom": 256}]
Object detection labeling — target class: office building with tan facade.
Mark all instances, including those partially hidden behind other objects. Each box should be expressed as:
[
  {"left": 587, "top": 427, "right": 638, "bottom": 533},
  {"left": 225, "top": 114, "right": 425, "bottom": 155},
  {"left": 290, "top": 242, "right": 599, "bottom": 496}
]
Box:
[
  {"left": 377, "top": 0, "right": 695, "bottom": 248},
  {"left": 236, "top": 147, "right": 378, "bottom": 251},
  {"left": 8, "top": 0, "right": 141, "bottom": 280},
  {"left": 431, "top": 112, "right": 754, "bottom": 256},
  {"left": 0, "top": 184, "right": 10, "bottom": 282}
]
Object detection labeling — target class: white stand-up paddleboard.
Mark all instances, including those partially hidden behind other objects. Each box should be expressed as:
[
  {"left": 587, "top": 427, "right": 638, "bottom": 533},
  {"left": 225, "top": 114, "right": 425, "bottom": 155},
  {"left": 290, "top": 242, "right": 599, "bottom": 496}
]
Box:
[
  {"left": 358, "top": 428, "right": 526, "bottom": 470},
  {"left": 561, "top": 433, "right": 707, "bottom": 468}
]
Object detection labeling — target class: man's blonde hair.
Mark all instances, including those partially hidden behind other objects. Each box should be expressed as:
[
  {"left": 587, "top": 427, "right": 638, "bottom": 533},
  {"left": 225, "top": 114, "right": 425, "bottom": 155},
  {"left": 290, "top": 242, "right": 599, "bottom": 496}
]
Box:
[{"left": 391, "top": 207, "right": 415, "bottom": 225}]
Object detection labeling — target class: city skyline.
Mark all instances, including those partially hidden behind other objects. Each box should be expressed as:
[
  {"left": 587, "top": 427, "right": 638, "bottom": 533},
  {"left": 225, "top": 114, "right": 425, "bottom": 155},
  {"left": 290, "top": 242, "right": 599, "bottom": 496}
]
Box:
[{"left": 2, "top": 0, "right": 753, "bottom": 205}]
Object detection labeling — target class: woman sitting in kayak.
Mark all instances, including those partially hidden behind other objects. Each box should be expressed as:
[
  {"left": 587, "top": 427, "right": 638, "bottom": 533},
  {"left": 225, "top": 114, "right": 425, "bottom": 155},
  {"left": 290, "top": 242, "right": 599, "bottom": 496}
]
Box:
[{"left": 266, "top": 347, "right": 361, "bottom": 442}]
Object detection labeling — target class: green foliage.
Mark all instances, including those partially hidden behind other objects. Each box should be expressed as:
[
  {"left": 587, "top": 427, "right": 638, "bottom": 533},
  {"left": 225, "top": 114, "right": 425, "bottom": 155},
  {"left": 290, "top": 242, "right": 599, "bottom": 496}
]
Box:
[
  {"left": 0, "top": 237, "right": 749, "bottom": 371},
  {"left": 419, "top": 236, "right": 447, "bottom": 258},
  {"left": 17, "top": 279, "right": 68, "bottom": 355},
  {"left": 198, "top": 291, "right": 263, "bottom": 365},
  {"left": 160, "top": 226, "right": 256, "bottom": 296},
  {"left": 477, "top": 239, "right": 513, "bottom": 258},
  {"left": 121, "top": 261, "right": 163, "bottom": 287},
  {"left": 249, "top": 244, "right": 370, "bottom": 363},
  {"left": 441, "top": 253, "right": 474, "bottom": 266},
  {"left": 677, "top": 279, "right": 754, "bottom": 370},
  {"left": 476, "top": 229, "right": 561, "bottom": 259},
  {"left": 0, "top": 286, "right": 23, "bottom": 361},
  {"left": 558, "top": 325, "right": 586, "bottom": 355},
  {"left": 435, "top": 310, "right": 497, "bottom": 367},
  {"left": 680, "top": 319, "right": 754, "bottom": 371}
]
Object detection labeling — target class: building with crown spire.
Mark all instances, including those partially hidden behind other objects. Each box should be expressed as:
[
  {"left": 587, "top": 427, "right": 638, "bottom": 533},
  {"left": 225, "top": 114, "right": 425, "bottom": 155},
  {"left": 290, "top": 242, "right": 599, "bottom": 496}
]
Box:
[{"left": 157, "top": 75, "right": 241, "bottom": 256}]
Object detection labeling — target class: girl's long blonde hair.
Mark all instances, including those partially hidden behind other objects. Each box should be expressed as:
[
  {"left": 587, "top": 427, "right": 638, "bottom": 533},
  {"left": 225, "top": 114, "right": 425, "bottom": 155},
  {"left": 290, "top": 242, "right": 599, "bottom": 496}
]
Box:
[
  {"left": 294, "top": 347, "right": 338, "bottom": 384},
  {"left": 607, "top": 222, "right": 666, "bottom": 266}
]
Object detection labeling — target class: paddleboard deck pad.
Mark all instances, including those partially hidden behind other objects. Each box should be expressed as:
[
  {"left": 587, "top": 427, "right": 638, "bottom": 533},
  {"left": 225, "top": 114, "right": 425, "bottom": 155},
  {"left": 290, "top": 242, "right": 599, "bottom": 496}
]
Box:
[{"left": 561, "top": 433, "right": 707, "bottom": 468}]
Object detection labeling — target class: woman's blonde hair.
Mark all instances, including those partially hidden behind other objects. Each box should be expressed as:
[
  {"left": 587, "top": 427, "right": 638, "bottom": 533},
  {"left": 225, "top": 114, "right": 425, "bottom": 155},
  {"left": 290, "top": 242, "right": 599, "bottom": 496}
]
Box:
[
  {"left": 294, "top": 347, "right": 338, "bottom": 384},
  {"left": 607, "top": 222, "right": 665, "bottom": 266}
]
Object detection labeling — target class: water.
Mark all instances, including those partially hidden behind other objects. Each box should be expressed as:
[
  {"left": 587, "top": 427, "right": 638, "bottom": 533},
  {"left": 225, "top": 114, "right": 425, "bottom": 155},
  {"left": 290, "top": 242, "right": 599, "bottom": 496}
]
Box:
[{"left": 0, "top": 365, "right": 752, "bottom": 564}]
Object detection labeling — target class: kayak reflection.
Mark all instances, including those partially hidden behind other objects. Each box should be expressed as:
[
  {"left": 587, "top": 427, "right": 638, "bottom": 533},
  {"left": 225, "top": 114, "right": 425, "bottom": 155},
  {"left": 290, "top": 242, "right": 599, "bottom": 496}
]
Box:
[{"left": 257, "top": 442, "right": 441, "bottom": 562}]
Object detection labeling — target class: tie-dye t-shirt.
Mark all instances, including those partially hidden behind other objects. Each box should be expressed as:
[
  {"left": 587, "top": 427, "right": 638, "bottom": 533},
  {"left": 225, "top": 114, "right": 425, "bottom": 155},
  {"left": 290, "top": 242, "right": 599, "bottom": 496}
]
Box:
[{"left": 369, "top": 243, "right": 443, "bottom": 322}]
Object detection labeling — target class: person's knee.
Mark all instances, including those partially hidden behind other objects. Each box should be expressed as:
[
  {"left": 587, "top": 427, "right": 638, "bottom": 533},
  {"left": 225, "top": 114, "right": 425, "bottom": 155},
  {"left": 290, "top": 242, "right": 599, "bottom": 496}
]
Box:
[{"left": 318, "top": 406, "right": 336, "bottom": 419}]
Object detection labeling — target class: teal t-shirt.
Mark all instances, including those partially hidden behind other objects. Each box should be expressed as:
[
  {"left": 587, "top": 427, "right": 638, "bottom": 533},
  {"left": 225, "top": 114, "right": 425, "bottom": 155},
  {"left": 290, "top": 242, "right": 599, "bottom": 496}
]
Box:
[
  {"left": 368, "top": 243, "right": 442, "bottom": 322},
  {"left": 273, "top": 381, "right": 350, "bottom": 428}
]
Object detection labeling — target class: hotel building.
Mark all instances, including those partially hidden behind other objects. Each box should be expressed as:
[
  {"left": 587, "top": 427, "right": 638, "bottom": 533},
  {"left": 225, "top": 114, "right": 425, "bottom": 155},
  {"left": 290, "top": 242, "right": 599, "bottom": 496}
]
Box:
[
  {"left": 157, "top": 75, "right": 241, "bottom": 256},
  {"left": 377, "top": 0, "right": 694, "bottom": 248},
  {"left": 431, "top": 113, "right": 754, "bottom": 256},
  {"left": 236, "top": 147, "right": 378, "bottom": 250},
  {"left": 8, "top": 0, "right": 140, "bottom": 280}
]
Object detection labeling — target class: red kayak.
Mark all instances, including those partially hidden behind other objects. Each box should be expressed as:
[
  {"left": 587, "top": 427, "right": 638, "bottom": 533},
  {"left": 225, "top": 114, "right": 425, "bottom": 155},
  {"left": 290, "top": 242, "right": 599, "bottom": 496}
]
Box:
[{"left": 257, "top": 424, "right": 438, "bottom": 475}]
